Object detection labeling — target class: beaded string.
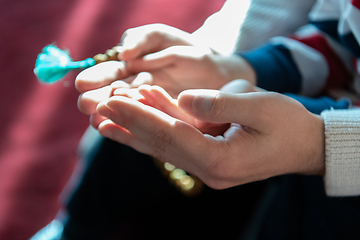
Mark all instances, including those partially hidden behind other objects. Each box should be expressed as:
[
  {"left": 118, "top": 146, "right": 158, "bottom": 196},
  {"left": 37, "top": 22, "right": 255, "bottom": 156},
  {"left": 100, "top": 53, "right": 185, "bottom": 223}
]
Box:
[
  {"left": 153, "top": 159, "right": 204, "bottom": 197},
  {"left": 95, "top": 47, "right": 204, "bottom": 196},
  {"left": 34, "top": 45, "right": 204, "bottom": 196}
]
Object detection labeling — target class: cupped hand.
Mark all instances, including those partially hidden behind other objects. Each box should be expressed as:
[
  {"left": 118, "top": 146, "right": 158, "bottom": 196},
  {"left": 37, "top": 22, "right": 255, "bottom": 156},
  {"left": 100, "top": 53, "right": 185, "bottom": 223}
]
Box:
[
  {"left": 78, "top": 77, "right": 260, "bottom": 130},
  {"left": 95, "top": 88, "right": 325, "bottom": 189}
]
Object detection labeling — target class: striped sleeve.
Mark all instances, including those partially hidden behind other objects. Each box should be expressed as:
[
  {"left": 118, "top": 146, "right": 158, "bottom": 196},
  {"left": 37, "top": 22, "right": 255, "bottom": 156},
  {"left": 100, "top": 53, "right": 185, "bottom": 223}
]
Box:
[
  {"left": 237, "top": 23, "right": 354, "bottom": 96},
  {"left": 235, "top": 0, "right": 358, "bottom": 96}
]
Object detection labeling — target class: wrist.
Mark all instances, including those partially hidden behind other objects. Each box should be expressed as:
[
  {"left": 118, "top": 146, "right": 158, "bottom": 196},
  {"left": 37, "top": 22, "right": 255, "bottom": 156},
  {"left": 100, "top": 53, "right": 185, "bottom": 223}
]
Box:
[
  {"left": 304, "top": 114, "right": 325, "bottom": 175},
  {"left": 213, "top": 55, "right": 257, "bottom": 86}
]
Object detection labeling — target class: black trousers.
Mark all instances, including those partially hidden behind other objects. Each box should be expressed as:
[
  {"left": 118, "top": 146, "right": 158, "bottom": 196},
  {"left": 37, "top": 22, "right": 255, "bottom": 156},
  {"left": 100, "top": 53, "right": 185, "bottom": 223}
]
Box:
[
  {"left": 62, "top": 93, "right": 359, "bottom": 239},
  {"left": 62, "top": 138, "right": 360, "bottom": 240},
  {"left": 257, "top": 175, "right": 360, "bottom": 240},
  {"left": 62, "top": 138, "right": 266, "bottom": 240}
]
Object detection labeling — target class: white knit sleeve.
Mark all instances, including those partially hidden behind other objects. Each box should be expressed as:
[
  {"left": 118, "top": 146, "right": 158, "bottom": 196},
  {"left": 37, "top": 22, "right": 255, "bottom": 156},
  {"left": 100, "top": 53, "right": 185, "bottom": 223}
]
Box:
[{"left": 321, "top": 109, "right": 360, "bottom": 196}]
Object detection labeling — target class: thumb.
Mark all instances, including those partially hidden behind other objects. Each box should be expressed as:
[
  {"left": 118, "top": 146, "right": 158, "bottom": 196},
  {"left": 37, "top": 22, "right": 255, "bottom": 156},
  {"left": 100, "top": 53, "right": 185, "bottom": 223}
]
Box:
[
  {"left": 120, "top": 24, "right": 190, "bottom": 61},
  {"left": 178, "top": 89, "right": 269, "bottom": 130}
]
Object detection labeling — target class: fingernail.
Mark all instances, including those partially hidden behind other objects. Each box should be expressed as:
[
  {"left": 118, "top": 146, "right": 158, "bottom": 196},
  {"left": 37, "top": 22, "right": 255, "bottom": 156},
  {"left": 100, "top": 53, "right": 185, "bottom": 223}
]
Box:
[
  {"left": 178, "top": 91, "right": 195, "bottom": 113},
  {"left": 179, "top": 89, "right": 219, "bottom": 114}
]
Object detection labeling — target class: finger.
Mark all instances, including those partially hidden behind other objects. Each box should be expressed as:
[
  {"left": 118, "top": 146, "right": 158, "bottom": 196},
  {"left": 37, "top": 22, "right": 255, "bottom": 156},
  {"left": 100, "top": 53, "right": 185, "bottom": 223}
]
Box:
[
  {"left": 130, "top": 72, "right": 154, "bottom": 88},
  {"left": 120, "top": 24, "right": 191, "bottom": 61},
  {"left": 97, "top": 119, "right": 153, "bottom": 154},
  {"left": 113, "top": 88, "right": 142, "bottom": 100},
  {"left": 139, "top": 85, "right": 226, "bottom": 134},
  {"left": 75, "top": 61, "right": 129, "bottom": 93},
  {"left": 125, "top": 45, "right": 208, "bottom": 73},
  {"left": 78, "top": 86, "right": 112, "bottom": 115},
  {"left": 120, "top": 26, "right": 165, "bottom": 61},
  {"left": 90, "top": 113, "right": 108, "bottom": 129},
  {"left": 220, "top": 79, "right": 265, "bottom": 93},
  {"left": 178, "top": 90, "right": 280, "bottom": 130},
  {"left": 78, "top": 80, "right": 131, "bottom": 115},
  {"left": 125, "top": 47, "right": 180, "bottom": 72},
  {"left": 96, "top": 96, "right": 207, "bottom": 167},
  {"left": 109, "top": 80, "right": 131, "bottom": 89},
  {"left": 138, "top": 85, "right": 195, "bottom": 124}
]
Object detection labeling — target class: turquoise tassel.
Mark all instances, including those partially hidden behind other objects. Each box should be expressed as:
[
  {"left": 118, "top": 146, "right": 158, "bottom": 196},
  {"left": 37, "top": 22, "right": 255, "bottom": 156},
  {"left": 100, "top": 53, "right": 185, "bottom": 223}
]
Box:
[{"left": 34, "top": 45, "right": 96, "bottom": 84}]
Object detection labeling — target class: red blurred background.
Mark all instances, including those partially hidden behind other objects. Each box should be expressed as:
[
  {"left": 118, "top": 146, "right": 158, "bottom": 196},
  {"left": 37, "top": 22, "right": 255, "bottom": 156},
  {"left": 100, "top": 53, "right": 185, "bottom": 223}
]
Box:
[{"left": 0, "top": 0, "right": 225, "bottom": 239}]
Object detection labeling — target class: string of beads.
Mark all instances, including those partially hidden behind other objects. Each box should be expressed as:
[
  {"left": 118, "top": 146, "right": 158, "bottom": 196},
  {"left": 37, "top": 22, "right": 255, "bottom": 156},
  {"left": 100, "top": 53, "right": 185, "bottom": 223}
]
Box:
[{"left": 93, "top": 46, "right": 204, "bottom": 197}]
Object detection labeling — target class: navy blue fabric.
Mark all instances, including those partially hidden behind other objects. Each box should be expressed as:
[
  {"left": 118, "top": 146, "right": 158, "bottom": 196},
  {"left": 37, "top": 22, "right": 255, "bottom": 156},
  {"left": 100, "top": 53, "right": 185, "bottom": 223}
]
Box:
[
  {"left": 285, "top": 93, "right": 350, "bottom": 114},
  {"left": 237, "top": 43, "right": 302, "bottom": 93},
  {"left": 311, "top": 20, "right": 360, "bottom": 57},
  {"left": 310, "top": 20, "right": 340, "bottom": 41},
  {"left": 341, "top": 32, "right": 360, "bottom": 57}
]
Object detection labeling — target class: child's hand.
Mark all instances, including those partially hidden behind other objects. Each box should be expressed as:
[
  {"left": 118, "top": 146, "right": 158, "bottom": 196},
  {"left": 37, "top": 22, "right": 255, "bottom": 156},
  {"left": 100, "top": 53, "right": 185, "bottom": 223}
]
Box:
[
  {"left": 119, "top": 24, "right": 197, "bottom": 61},
  {"left": 75, "top": 24, "right": 256, "bottom": 99}
]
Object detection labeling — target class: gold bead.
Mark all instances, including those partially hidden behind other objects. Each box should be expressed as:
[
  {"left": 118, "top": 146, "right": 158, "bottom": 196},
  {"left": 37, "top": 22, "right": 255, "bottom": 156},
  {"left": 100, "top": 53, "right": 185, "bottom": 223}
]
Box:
[
  {"left": 114, "top": 46, "right": 123, "bottom": 53},
  {"left": 93, "top": 53, "right": 109, "bottom": 64},
  {"left": 180, "top": 175, "right": 194, "bottom": 189},
  {"left": 164, "top": 162, "right": 176, "bottom": 172},
  {"left": 170, "top": 169, "right": 186, "bottom": 180},
  {"left": 106, "top": 49, "right": 118, "bottom": 61}
]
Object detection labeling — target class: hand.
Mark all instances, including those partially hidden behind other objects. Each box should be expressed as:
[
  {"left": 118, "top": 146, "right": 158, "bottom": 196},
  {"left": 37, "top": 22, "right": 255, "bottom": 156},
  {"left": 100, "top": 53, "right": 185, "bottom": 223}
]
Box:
[
  {"left": 83, "top": 79, "right": 257, "bottom": 133},
  {"left": 75, "top": 24, "right": 194, "bottom": 93},
  {"left": 119, "top": 23, "right": 196, "bottom": 61},
  {"left": 76, "top": 50, "right": 254, "bottom": 99},
  {"left": 112, "top": 84, "right": 233, "bottom": 136},
  {"left": 95, "top": 88, "right": 325, "bottom": 189},
  {"left": 119, "top": 24, "right": 256, "bottom": 96},
  {"left": 75, "top": 56, "right": 255, "bottom": 119},
  {"left": 75, "top": 24, "right": 255, "bottom": 98},
  {"left": 77, "top": 77, "right": 261, "bottom": 130}
]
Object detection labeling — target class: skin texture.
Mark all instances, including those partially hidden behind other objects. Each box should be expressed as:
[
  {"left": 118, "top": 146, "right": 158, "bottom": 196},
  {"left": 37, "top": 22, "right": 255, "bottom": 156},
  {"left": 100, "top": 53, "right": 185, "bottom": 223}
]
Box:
[
  {"left": 76, "top": 24, "right": 256, "bottom": 98},
  {"left": 95, "top": 85, "right": 325, "bottom": 190},
  {"left": 75, "top": 23, "right": 325, "bottom": 190}
]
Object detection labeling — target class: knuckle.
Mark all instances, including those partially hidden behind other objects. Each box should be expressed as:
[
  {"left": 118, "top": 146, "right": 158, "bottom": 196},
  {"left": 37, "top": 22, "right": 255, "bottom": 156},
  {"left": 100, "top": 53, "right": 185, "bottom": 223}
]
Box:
[
  {"left": 237, "top": 79, "right": 254, "bottom": 92},
  {"left": 207, "top": 93, "right": 227, "bottom": 119}
]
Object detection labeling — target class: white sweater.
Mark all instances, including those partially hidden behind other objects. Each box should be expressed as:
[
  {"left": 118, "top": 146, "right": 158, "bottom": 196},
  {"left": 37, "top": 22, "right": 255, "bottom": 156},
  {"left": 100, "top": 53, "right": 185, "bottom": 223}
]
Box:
[{"left": 321, "top": 109, "right": 360, "bottom": 196}]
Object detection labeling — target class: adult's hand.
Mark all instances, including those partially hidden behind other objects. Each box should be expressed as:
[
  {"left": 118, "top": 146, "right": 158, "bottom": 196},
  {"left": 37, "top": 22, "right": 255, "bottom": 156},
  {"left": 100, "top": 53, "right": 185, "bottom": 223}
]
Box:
[{"left": 95, "top": 88, "right": 325, "bottom": 189}]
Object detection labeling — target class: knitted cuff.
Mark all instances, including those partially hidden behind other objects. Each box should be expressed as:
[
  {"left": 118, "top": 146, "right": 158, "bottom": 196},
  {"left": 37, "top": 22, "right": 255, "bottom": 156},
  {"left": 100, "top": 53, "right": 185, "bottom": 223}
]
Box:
[{"left": 321, "top": 109, "right": 360, "bottom": 196}]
